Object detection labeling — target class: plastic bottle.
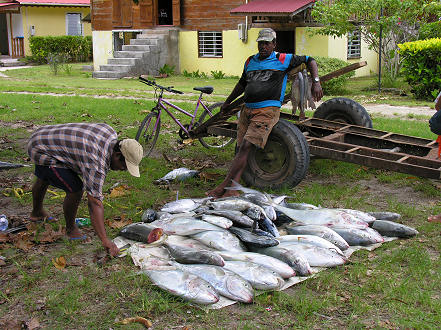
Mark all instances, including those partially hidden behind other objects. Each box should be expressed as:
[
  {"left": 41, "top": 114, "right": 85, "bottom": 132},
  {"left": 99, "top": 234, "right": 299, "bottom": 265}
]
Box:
[
  {"left": 75, "top": 217, "right": 91, "bottom": 227},
  {"left": 0, "top": 214, "right": 8, "bottom": 231}
]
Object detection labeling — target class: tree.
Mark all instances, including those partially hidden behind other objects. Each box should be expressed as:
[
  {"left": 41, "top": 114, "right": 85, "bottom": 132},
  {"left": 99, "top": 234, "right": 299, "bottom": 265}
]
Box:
[{"left": 311, "top": 0, "right": 435, "bottom": 80}]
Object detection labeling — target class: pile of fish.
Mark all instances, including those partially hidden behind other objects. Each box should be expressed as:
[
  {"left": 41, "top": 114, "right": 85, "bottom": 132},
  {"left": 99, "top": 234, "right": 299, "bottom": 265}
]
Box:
[{"left": 117, "top": 182, "right": 418, "bottom": 306}]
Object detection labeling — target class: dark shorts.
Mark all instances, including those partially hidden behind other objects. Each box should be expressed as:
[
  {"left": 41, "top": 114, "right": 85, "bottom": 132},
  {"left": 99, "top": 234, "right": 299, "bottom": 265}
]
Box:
[{"left": 35, "top": 165, "right": 83, "bottom": 193}]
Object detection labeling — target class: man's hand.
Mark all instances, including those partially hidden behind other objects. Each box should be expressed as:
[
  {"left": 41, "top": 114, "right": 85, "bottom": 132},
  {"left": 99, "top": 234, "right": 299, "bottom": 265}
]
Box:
[
  {"left": 312, "top": 82, "right": 323, "bottom": 102},
  {"left": 102, "top": 238, "right": 120, "bottom": 257}
]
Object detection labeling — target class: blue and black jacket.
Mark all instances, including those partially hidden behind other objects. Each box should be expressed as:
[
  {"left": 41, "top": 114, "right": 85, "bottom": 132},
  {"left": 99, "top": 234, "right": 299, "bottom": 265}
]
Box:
[{"left": 238, "top": 51, "right": 313, "bottom": 109}]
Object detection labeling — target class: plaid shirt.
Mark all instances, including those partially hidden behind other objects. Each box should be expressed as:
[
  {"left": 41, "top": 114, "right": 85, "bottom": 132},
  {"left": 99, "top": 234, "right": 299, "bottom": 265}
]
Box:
[{"left": 27, "top": 123, "right": 118, "bottom": 200}]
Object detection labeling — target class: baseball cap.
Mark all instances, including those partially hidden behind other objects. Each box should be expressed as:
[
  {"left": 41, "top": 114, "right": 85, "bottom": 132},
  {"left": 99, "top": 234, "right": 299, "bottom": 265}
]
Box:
[
  {"left": 119, "top": 139, "right": 143, "bottom": 177},
  {"left": 256, "top": 28, "right": 276, "bottom": 42}
]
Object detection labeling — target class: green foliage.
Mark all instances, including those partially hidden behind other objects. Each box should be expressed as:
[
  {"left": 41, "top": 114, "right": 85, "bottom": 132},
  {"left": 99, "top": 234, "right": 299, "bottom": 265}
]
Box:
[
  {"left": 398, "top": 38, "right": 441, "bottom": 100},
  {"left": 211, "top": 70, "right": 225, "bottom": 79},
  {"left": 314, "top": 56, "right": 355, "bottom": 95},
  {"left": 159, "top": 64, "right": 175, "bottom": 76},
  {"left": 182, "top": 69, "right": 192, "bottom": 78},
  {"left": 419, "top": 21, "right": 441, "bottom": 40},
  {"left": 29, "top": 36, "right": 92, "bottom": 64}
]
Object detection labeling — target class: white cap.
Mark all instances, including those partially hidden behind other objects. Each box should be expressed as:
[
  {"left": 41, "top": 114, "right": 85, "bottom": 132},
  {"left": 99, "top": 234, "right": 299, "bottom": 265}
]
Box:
[{"left": 119, "top": 139, "right": 143, "bottom": 177}]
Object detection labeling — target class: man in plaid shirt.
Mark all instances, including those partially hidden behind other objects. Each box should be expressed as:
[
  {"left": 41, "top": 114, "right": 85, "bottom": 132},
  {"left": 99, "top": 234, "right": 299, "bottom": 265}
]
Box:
[{"left": 27, "top": 123, "right": 143, "bottom": 256}]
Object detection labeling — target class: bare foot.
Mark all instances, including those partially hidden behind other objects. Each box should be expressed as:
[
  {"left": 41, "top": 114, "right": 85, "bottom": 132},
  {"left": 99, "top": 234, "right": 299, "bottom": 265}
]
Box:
[
  {"left": 66, "top": 226, "right": 86, "bottom": 240},
  {"left": 30, "top": 210, "right": 50, "bottom": 221},
  {"left": 222, "top": 189, "right": 241, "bottom": 198},
  {"left": 428, "top": 215, "right": 441, "bottom": 223},
  {"left": 205, "top": 186, "right": 225, "bottom": 199}
]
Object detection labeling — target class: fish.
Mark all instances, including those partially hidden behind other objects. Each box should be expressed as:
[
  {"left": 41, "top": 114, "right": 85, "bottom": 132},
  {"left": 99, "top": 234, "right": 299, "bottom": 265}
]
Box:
[
  {"left": 371, "top": 220, "right": 418, "bottom": 238},
  {"left": 141, "top": 209, "right": 157, "bottom": 223},
  {"left": 191, "top": 230, "right": 247, "bottom": 252},
  {"left": 275, "top": 242, "right": 347, "bottom": 268},
  {"left": 208, "top": 197, "right": 260, "bottom": 212},
  {"left": 331, "top": 226, "right": 384, "bottom": 246},
  {"left": 200, "top": 214, "right": 233, "bottom": 229},
  {"left": 223, "top": 260, "right": 284, "bottom": 291},
  {"left": 337, "top": 209, "right": 376, "bottom": 225},
  {"left": 283, "top": 202, "right": 319, "bottom": 210},
  {"left": 367, "top": 212, "right": 402, "bottom": 221},
  {"left": 246, "top": 207, "right": 280, "bottom": 237},
  {"left": 276, "top": 234, "right": 343, "bottom": 255},
  {"left": 165, "top": 235, "right": 213, "bottom": 251},
  {"left": 218, "top": 251, "right": 297, "bottom": 279},
  {"left": 204, "top": 209, "right": 254, "bottom": 227},
  {"left": 249, "top": 246, "right": 312, "bottom": 276},
  {"left": 128, "top": 244, "right": 172, "bottom": 270},
  {"left": 154, "top": 167, "right": 199, "bottom": 184},
  {"left": 228, "top": 226, "right": 279, "bottom": 248},
  {"left": 285, "top": 224, "right": 350, "bottom": 251},
  {"left": 272, "top": 204, "right": 369, "bottom": 228},
  {"left": 119, "top": 223, "right": 164, "bottom": 244},
  {"left": 149, "top": 217, "right": 222, "bottom": 236},
  {"left": 174, "top": 263, "right": 254, "bottom": 303},
  {"left": 143, "top": 268, "right": 220, "bottom": 305},
  {"left": 165, "top": 243, "right": 225, "bottom": 266},
  {"left": 0, "top": 161, "right": 28, "bottom": 170},
  {"left": 160, "top": 199, "right": 201, "bottom": 213}
]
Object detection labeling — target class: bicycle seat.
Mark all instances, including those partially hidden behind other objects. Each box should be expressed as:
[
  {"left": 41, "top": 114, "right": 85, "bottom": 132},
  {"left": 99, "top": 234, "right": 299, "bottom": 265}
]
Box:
[{"left": 193, "top": 86, "right": 214, "bottom": 94}]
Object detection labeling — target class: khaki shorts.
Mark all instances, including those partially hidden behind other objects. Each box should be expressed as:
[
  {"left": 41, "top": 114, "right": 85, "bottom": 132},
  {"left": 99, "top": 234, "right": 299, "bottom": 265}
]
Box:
[{"left": 237, "top": 106, "right": 281, "bottom": 149}]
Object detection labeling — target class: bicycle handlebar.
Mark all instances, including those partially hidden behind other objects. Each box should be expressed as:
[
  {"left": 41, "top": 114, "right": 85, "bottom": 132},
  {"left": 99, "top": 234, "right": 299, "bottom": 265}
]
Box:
[{"left": 139, "top": 76, "right": 184, "bottom": 94}]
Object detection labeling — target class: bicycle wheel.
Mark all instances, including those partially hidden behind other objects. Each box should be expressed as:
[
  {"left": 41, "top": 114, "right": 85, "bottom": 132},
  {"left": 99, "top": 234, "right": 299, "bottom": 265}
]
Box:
[
  {"left": 198, "top": 102, "right": 236, "bottom": 149},
  {"left": 135, "top": 112, "right": 161, "bottom": 157}
]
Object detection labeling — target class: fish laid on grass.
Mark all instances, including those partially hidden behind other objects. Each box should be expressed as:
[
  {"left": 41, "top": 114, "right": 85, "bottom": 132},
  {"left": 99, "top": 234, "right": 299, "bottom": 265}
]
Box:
[
  {"left": 218, "top": 251, "right": 297, "bottom": 279},
  {"left": 208, "top": 197, "right": 260, "bottom": 212},
  {"left": 371, "top": 220, "right": 418, "bottom": 238},
  {"left": 246, "top": 207, "right": 280, "bottom": 237},
  {"left": 165, "top": 235, "right": 213, "bottom": 251},
  {"left": 165, "top": 243, "right": 225, "bottom": 266},
  {"left": 160, "top": 199, "right": 201, "bottom": 213},
  {"left": 119, "top": 223, "right": 164, "bottom": 244},
  {"left": 276, "top": 234, "right": 343, "bottom": 255},
  {"left": 331, "top": 226, "right": 384, "bottom": 246},
  {"left": 336, "top": 209, "right": 376, "bottom": 225},
  {"left": 174, "top": 263, "right": 254, "bottom": 303},
  {"left": 367, "top": 211, "right": 402, "bottom": 221},
  {"left": 200, "top": 214, "right": 233, "bottom": 229},
  {"left": 150, "top": 217, "right": 222, "bottom": 236},
  {"left": 204, "top": 209, "right": 254, "bottom": 227},
  {"left": 285, "top": 224, "right": 350, "bottom": 251},
  {"left": 154, "top": 167, "right": 199, "bottom": 184},
  {"left": 228, "top": 226, "right": 279, "bottom": 248},
  {"left": 143, "top": 268, "right": 220, "bottom": 305},
  {"left": 223, "top": 260, "right": 284, "bottom": 291},
  {"left": 283, "top": 202, "right": 319, "bottom": 210},
  {"left": 129, "top": 244, "right": 172, "bottom": 270},
  {"left": 191, "top": 230, "right": 247, "bottom": 252}
]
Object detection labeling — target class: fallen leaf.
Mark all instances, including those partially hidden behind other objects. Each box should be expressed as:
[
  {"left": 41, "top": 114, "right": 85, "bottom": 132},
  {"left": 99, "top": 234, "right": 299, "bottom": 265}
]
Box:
[
  {"left": 0, "top": 259, "right": 6, "bottom": 266},
  {"left": 52, "top": 256, "right": 66, "bottom": 270},
  {"left": 199, "top": 172, "right": 222, "bottom": 181},
  {"left": 182, "top": 138, "right": 195, "bottom": 145},
  {"left": 39, "top": 224, "right": 64, "bottom": 243},
  {"left": 26, "top": 318, "right": 40, "bottom": 330},
  {"left": 106, "top": 218, "right": 132, "bottom": 229},
  {"left": 0, "top": 232, "right": 9, "bottom": 243},
  {"left": 109, "top": 185, "right": 130, "bottom": 198},
  {"left": 13, "top": 238, "right": 34, "bottom": 251},
  {"left": 119, "top": 316, "right": 152, "bottom": 328}
]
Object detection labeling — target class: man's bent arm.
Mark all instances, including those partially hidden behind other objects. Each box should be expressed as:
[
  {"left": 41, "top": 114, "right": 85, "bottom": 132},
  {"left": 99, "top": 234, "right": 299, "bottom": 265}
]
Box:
[
  {"left": 87, "top": 194, "right": 119, "bottom": 256},
  {"left": 307, "top": 59, "right": 323, "bottom": 101},
  {"left": 221, "top": 83, "right": 245, "bottom": 112}
]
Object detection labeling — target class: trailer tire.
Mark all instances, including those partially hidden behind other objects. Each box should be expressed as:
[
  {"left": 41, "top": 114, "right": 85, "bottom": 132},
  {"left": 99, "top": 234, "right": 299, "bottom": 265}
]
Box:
[
  {"left": 242, "top": 119, "right": 309, "bottom": 189},
  {"left": 313, "top": 97, "right": 373, "bottom": 128}
]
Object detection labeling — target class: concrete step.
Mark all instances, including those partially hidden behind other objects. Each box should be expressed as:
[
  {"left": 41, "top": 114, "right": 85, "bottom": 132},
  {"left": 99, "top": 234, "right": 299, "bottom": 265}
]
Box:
[
  {"left": 131, "top": 38, "right": 159, "bottom": 46},
  {"left": 92, "top": 71, "right": 127, "bottom": 79},
  {"left": 1, "top": 60, "right": 26, "bottom": 67},
  {"left": 140, "top": 29, "right": 173, "bottom": 36},
  {"left": 99, "top": 64, "right": 132, "bottom": 72},
  {"left": 107, "top": 58, "right": 139, "bottom": 65},
  {"left": 114, "top": 51, "right": 145, "bottom": 58},
  {"left": 122, "top": 44, "right": 152, "bottom": 51}
]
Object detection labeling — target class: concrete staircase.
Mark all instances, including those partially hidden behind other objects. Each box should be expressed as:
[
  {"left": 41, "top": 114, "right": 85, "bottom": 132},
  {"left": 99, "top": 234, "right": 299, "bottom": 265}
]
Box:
[
  {"left": 0, "top": 57, "right": 27, "bottom": 67},
  {"left": 93, "top": 28, "right": 179, "bottom": 79}
]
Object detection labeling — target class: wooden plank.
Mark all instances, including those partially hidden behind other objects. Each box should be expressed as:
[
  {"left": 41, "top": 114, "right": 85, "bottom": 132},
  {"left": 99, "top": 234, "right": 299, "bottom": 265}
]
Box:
[{"left": 319, "top": 61, "right": 367, "bottom": 83}]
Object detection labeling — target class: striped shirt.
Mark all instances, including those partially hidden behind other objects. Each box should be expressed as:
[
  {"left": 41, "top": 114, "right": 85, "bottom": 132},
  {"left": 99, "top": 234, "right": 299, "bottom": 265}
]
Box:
[{"left": 27, "top": 123, "right": 118, "bottom": 200}]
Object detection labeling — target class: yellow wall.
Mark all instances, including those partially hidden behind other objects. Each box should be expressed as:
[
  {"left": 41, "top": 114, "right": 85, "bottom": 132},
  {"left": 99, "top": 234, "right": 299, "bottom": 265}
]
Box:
[
  {"left": 92, "top": 30, "right": 113, "bottom": 71},
  {"left": 21, "top": 6, "right": 91, "bottom": 56}
]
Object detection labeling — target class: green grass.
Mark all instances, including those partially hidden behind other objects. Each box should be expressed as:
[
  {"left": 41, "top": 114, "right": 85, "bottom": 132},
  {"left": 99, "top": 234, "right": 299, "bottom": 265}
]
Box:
[{"left": 1, "top": 64, "right": 441, "bottom": 329}]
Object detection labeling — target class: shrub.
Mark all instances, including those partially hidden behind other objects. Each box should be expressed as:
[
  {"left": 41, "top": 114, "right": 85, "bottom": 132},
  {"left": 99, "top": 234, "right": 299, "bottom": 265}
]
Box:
[
  {"left": 29, "top": 36, "right": 92, "bottom": 64},
  {"left": 182, "top": 70, "right": 192, "bottom": 78},
  {"left": 398, "top": 38, "right": 441, "bottom": 100},
  {"left": 419, "top": 21, "right": 441, "bottom": 40},
  {"left": 313, "top": 56, "right": 356, "bottom": 95},
  {"left": 159, "top": 63, "right": 175, "bottom": 76},
  {"left": 211, "top": 70, "right": 225, "bottom": 79}
]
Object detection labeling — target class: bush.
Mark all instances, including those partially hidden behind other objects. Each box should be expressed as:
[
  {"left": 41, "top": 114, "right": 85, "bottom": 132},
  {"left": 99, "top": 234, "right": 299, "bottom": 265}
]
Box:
[
  {"left": 398, "top": 38, "right": 441, "bottom": 100},
  {"left": 419, "top": 21, "right": 441, "bottom": 40},
  {"left": 29, "top": 36, "right": 92, "bottom": 64},
  {"left": 211, "top": 70, "right": 225, "bottom": 79},
  {"left": 313, "top": 56, "right": 356, "bottom": 95},
  {"left": 159, "top": 64, "right": 175, "bottom": 76}
]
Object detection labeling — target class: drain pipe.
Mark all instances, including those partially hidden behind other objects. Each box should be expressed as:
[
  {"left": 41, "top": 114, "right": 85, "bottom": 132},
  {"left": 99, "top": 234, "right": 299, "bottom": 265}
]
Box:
[{"left": 244, "top": 0, "right": 248, "bottom": 43}]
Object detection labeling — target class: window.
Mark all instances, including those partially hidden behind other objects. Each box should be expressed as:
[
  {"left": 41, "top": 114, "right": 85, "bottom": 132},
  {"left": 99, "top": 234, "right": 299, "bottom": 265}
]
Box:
[
  {"left": 66, "top": 13, "right": 83, "bottom": 36},
  {"left": 198, "top": 31, "right": 222, "bottom": 58},
  {"left": 347, "top": 30, "right": 361, "bottom": 59}
]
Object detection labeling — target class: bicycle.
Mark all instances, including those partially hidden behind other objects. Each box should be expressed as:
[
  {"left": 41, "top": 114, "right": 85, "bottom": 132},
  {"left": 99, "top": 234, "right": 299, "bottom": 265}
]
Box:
[{"left": 136, "top": 76, "right": 235, "bottom": 157}]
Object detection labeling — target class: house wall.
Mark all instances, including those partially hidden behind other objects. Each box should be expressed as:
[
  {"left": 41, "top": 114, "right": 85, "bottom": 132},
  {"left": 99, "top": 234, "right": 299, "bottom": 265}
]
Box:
[
  {"left": 92, "top": 30, "right": 113, "bottom": 71},
  {"left": 20, "top": 6, "right": 91, "bottom": 56}
]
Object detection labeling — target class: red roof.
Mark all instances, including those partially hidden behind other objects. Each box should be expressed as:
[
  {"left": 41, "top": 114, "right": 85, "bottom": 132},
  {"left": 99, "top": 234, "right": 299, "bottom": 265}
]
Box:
[
  {"left": 0, "top": 2, "right": 19, "bottom": 7},
  {"left": 17, "top": 0, "right": 89, "bottom": 5},
  {"left": 231, "top": 0, "right": 315, "bottom": 16}
]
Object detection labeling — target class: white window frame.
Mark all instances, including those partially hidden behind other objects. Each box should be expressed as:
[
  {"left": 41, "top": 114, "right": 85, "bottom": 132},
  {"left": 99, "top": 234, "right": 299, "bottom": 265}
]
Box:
[
  {"left": 198, "top": 31, "right": 223, "bottom": 58},
  {"left": 347, "top": 30, "right": 361, "bottom": 59},
  {"left": 66, "top": 13, "right": 83, "bottom": 36}
]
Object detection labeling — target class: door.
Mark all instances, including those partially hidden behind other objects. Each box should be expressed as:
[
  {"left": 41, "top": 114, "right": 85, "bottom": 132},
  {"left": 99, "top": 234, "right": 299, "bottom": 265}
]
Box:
[
  {"left": 158, "top": 0, "right": 172, "bottom": 25},
  {"left": 275, "top": 30, "right": 295, "bottom": 54},
  {"left": 113, "top": 0, "right": 133, "bottom": 28},
  {"left": 0, "top": 14, "right": 8, "bottom": 55}
]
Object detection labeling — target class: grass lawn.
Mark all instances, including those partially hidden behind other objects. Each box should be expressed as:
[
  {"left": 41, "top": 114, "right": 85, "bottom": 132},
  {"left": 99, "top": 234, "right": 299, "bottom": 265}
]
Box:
[{"left": 0, "top": 64, "right": 440, "bottom": 329}]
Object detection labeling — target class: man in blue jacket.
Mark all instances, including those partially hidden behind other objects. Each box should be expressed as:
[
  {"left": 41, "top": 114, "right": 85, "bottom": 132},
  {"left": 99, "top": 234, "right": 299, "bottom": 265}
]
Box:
[{"left": 207, "top": 28, "right": 323, "bottom": 198}]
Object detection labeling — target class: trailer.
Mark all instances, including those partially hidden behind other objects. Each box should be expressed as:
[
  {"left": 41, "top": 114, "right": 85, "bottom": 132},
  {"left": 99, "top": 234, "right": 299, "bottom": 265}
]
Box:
[{"left": 189, "top": 63, "right": 441, "bottom": 189}]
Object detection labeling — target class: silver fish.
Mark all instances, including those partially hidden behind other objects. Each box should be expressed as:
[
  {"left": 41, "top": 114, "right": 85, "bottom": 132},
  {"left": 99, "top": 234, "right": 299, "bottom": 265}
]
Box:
[
  {"left": 284, "top": 202, "right": 319, "bottom": 210},
  {"left": 208, "top": 197, "right": 260, "bottom": 212},
  {"left": 277, "top": 234, "right": 343, "bottom": 256},
  {"left": 337, "top": 209, "right": 376, "bottom": 225},
  {"left": 165, "top": 243, "right": 225, "bottom": 266},
  {"left": 150, "top": 217, "right": 222, "bottom": 236},
  {"left": 144, "top": 268, "right": 219, "bottom": 305},
  {"left": 129, "top": 244, "right": 172, "bottom": 270},
  {"left": 223, "top": 260, "right": 284, "bottom": 291},
  {"left": 175, "top": 263, "right": 254, "bottom": 303},
  {"left": 191, "top": 230, "right": 247, "bottom": 252},
  {"left": 285, "top": 224, "right": 350, "bottom": 251},
  {"left": 371, "top": 220, "right": 418, "bottom": 238},
  {"left": 250, "top": 246, "right": 312, "bottom": 276},
  {"left": 201, "top": 214, "right": 233, "bottom": 229},
  {"left": 246, "top": 206, "right": 279, "bottom": 237},
  {"left": 165, "top": 235, "right": 213, "bottom": 251},
  {"left": 367, "top": 212, "right": 402, "bottom": 221},
  {"left": 276, "top": 242, "right": 347, "bottom": 267},
  {"left": 141, "top": 209, "right": 157, "bottom": 223},
  {"left": 229, "top": 226, "right": 279, "bottom": 248},
  {"left": 204, "top": 209, "right": 254, "bottom": 227},
  {"left": 218, "top": 251, "right": 296, "bottom": 279},
  {"left": 331, "top": 226, "right": 384, "bottom": 246},
  {"left": 160, "top": 199, "right": 200, "bottom": 213},
  {"left": 154, "top": 167, "right": 199, "bottom": 184}
]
